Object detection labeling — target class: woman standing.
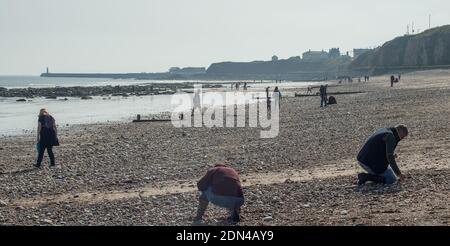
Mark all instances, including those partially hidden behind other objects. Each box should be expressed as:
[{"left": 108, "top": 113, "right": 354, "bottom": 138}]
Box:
[{"left": 35, "top": 108, "right": 59, "bottom": 168}]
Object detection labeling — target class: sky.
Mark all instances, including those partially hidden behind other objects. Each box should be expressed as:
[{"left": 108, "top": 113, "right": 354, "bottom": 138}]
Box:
[{"left": 1, "top": 0, "right": 450, "bottom": 75}]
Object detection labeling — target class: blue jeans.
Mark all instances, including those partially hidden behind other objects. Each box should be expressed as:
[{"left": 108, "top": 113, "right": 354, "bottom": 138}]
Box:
[
  {"left": 359, "top": 162, "right": 397, "bottom": 184},
  {"left": 200, "top": 187, "right": 245, "bottom": 210}
]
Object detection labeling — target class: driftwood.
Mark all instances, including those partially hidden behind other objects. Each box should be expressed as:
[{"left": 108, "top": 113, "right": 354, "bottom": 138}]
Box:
[
  {"left": 132, "top": 114, "right": 173, "bottom": 123},
  {"left": 295, "top": 91, "right": 366, "bottom": 97},
  {"left": 132, "top": 119, "right": 172, "bottom": 123}
]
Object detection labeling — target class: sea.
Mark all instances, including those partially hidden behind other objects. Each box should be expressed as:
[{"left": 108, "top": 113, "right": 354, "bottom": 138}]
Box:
[{"left": 0, "top": 76, "right": 320, "bottom": 136}]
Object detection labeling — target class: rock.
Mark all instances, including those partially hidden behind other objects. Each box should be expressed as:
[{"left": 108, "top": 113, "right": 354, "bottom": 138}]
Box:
[
  {"left": 41, "top": 219, "right": 53, "bottom": 224},
  {"left": 0, "top": 200, "right": 7, "bottom": 207},
  {"left": 16, "top": 99, "right": 26, "bottom": 102},
  {"left": 262, "top": 216, "right": 273, "bottom": 221},
  {"left": 81, "top": 96, "right": 93, "bottom": 100},
  {"left": 284, "top": 178, "right": 294, "bottom": 184},
  {"left": 340, "top": 210, "right": 348, "bottom": 215}
]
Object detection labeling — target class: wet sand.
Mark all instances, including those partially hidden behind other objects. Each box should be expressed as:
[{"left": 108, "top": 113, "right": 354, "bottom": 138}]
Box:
[{"left": 0, "top": 69, "right": 450, "bottom": 225}]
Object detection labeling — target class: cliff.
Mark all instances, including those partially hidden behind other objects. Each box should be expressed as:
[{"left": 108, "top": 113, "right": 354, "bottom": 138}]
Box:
[{"left": 350, "top": 25, "right": 450, "bottom": 75}]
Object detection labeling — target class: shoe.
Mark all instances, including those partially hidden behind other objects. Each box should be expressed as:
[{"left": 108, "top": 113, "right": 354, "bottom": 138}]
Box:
[
  {"left": 358, "top": 173, "right": 386, "bottom": 185},
  {"left": 231, "top": 210, "right": 240, "bottom": 223},
  {"left": 34, "top": 164, "right": 41, "bottom": 169},
  {"left": 367, "top": 174, "right": 386, "bottom": 184},
  {"left": 192, "top": 216, "right": 203, "bottom": 225},
  {"left": 357, "top": 173, "right": 369, "bottom": 186}
]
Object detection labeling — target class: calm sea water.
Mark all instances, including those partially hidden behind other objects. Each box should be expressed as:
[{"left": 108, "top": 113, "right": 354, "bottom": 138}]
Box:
[
  {"left": 0, "top": 75, "right": 190, "bottom": 88},
  {"left": 0, "top": 76, "right": 320, "bottom": 136}
]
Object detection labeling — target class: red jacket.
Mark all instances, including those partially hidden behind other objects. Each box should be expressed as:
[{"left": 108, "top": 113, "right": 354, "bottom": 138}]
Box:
[{"left": 197, "top": 164, "right": 244, "bottom": 198}]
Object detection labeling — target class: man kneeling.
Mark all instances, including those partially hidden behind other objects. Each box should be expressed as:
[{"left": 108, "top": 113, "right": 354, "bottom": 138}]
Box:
[
  {"left": 194, "top": 164, "right": 245, "bottom": 223},
  {"left": 357, "top": 125, "right": 408, "bottom": 185}
]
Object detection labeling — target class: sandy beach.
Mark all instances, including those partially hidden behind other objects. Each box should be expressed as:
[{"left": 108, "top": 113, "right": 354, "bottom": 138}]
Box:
[{"left": 1, "top": 69, "right": 450, "bottom": 226}]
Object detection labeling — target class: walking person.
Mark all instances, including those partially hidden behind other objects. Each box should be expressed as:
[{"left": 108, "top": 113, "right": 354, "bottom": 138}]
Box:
[{"left": 35, "top": 108, "right": 59, "bottom": 168}]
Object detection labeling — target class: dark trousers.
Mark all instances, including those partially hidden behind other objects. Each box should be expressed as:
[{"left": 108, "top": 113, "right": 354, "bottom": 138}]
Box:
[
  {"left": 320, "top": 95, "right": 328, "bottom": 107},
  {"left": 36, "top": 146, "right": 55, "bottom": 166}
]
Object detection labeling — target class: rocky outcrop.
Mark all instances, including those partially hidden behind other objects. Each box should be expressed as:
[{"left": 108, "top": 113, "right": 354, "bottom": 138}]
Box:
[{"left": 0, "top": 83, "right": 222, "bottom": 98}]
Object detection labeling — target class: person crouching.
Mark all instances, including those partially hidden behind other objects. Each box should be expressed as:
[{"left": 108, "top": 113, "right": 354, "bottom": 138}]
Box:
[
  {"left": 194, "top": 164, "right": 245, "bottom": 223},
  {"left": 357, "top": 125, "right": 408, "bottom": 185}
]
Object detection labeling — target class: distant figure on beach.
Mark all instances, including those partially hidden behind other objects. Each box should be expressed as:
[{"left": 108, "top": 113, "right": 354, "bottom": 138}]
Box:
[
  {"left": 319, "top": 85, "right": 327, "bottom": 107},
  {"left": 328, "top": 95, "right": 337, "bottom": 105},
  {"left": 273, "top": 86, "right": 281, "bottom": 108},
  {"left": 398, "top": 74, "right": 402, "bottom": 81},
  {"left": 243, "top": 82, "right": 248, "bottom": 91},
  {"left": 307, "top": 86, "right": 313, "bottom": 94},
  {"left": 235, "top": 83, "right": 239, "bottom": 91},
  {"left": 356, "top": 125, "right": 408, "bottom": 185},
  {"left": 35, "top": 108, "right": 59, "bottom": 168},
  {"left": 265, "top": 87, "right": 271, "bottom": 110},
  {"left": 192, "top": 89, "right": 202, "bottom": 116},
  {"left": 194, "top": 164, "right": 245, "bottom": 223},
  {"left": 390, "top": 75, "right": 395, "bottom": 87}
]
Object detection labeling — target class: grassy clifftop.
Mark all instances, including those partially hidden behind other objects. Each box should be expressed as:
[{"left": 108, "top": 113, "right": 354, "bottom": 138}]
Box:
[{"left": 351, "top": 25, "right": 450, "bottom": 70}]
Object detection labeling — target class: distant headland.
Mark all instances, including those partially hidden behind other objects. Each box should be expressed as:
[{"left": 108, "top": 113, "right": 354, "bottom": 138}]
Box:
[{"left": 41, "top": 25, "right": 450, "bottom": 81}]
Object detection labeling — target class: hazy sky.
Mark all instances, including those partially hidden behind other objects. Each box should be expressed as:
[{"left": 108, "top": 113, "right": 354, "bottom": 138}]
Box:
[{"left": 1, "top": 0, "right": 450, "bottom": 75}]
